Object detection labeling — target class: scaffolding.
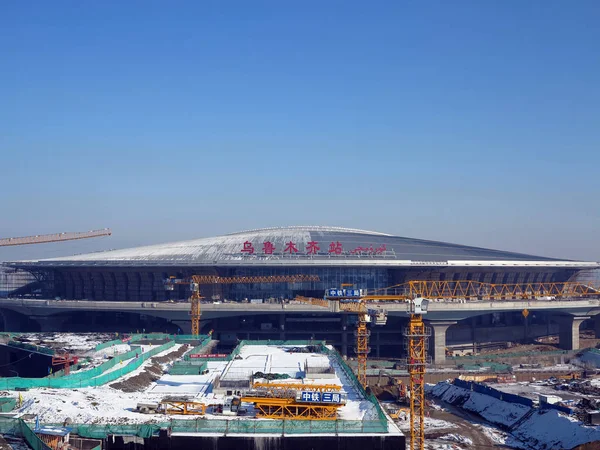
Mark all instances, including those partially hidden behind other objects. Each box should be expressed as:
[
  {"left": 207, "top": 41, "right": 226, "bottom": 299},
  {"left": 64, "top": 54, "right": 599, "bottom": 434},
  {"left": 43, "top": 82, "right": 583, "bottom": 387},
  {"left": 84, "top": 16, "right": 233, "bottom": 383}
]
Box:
[{"left": 242, "top": 396, "right": 340, "bottom": 420}]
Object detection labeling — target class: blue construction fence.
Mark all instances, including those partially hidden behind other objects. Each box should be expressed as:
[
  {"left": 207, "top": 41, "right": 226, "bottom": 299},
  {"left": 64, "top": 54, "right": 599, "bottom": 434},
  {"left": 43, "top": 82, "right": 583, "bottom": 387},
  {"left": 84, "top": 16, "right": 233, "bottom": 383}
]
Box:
[
  {"left": 540, "top": 401, "right": 573, "bottom": 415},
  {"left": 453, "top": 379, "right": 533, "bottom": 407}
]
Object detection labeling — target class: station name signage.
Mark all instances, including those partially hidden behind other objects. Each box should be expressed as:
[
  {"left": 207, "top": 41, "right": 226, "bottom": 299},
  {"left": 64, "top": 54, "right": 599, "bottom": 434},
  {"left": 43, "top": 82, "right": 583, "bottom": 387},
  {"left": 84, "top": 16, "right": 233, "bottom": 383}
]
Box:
[
  {"left": 299, "top": 391, "right": 342, "bottom": 403},
  {"left": 189, "top": 353, "right": 228, "bottom": 359},
  {"left": 326, "top": 289, "right": 365, "bottom": 298},
  {"left": 240, "top": 240, "right": 387, "bottom": 256}
]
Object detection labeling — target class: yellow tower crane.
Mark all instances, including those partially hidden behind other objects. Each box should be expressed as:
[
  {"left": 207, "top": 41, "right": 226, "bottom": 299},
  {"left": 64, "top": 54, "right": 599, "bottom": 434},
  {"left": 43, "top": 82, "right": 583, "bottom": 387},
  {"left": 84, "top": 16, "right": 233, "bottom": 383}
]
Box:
[
  {"left": 323, "top": 279, "right": 600, "bottom": 450},
  {"left": 164, "top": 274, "right": 320, "bottom": 336}
]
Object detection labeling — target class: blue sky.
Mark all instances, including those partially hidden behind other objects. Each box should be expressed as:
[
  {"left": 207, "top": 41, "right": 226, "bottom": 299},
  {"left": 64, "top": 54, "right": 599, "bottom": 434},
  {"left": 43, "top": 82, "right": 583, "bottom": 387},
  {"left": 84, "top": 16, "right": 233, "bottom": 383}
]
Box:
[{"left": 1, "top": 1, "right": 599, "bottom": 261}]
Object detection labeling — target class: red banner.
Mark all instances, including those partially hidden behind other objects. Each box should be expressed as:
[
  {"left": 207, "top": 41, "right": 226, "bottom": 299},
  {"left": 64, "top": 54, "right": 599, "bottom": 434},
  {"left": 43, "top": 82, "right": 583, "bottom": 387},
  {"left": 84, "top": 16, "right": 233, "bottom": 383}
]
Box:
[{"left": 189, "top": 353, "right": 227, "bottom": 359}]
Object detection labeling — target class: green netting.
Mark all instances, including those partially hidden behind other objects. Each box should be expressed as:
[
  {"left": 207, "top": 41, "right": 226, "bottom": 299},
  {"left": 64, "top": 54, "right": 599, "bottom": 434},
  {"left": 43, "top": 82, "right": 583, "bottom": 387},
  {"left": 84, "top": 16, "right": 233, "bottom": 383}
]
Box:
[
  {"left": 170, "top": 361, "right": 208, "bottom": 375},
  {"left": 0, "top": 418, "right": 51, "bottom": 450},
  {"left": 319, "top": 343, "right": 388, "bottom": 433},
  {"left": 0, "top": 397, "right": 17, "bottom": 412},
  {"left": 182, "top": 336, "right": 213, "bottom": 361},
  {"left": 66, "top": 418, "right": 387, "bottom": 438},
  {"left": 95, "top": 338, "right": 128, "bottom": 351},
  {"left": 0, "top": 341, "right": 175, "bottom": 389}
]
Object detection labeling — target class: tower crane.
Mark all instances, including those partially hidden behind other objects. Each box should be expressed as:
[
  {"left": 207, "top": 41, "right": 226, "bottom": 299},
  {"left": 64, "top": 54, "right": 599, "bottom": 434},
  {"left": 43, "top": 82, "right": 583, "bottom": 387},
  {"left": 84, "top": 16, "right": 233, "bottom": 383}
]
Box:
[
  {"left": 0, "top": 229, "right": 112, "bottom": 247},
  {"left": 324, "top": 279, "right": 600, "bottom": 450},
  {"left": 164, "top": 274, "right": 320, "bottom": 336}
]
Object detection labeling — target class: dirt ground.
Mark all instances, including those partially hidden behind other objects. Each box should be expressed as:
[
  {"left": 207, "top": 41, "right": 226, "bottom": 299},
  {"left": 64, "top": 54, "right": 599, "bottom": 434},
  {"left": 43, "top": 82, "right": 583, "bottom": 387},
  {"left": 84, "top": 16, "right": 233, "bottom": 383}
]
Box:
[
  {"left": 426, "top": 405, "right": 500, "bottom": 449},
  {"left": 110, "top": 344, "right": 189, "bottom": 393}
]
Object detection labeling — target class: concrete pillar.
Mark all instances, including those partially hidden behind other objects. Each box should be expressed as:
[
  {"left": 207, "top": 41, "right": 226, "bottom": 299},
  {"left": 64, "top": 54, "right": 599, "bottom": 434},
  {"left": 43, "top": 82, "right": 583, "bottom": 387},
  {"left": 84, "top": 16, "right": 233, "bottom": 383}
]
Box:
[
  {"left": 279, "top": 314, "right": 285, "bottom": 340},
  {"left": 558, "top": 315, "right": 590, "bottom": 350},
  {"left": 594, "top": 315, "right": 600, "bottom": 339},
  {"left": 429, "top": 321, "right": 457, "bottom": 365},
  {"left": 64, "top": 272, "right": 75, "bottom": 299},
  {"left": 153, "top": 272, "right": 166, "bottom": 302},
  {"left": 171, "top": 320, "right": 192, "bottom": 334},
  {"left": 73, "top": 272, "right": 84, "bottom": 300},
  {"left": 115, "top": 272, "right": 128, "bottom": 301},
  {"left": 341, "top": 315, "right": 348, "bottom": 357},
  {"left": 139, "top": 273, "right": 153, "bottom": 301},
  {"left": 375, "top": 331, "right": 380, "bottom": 358},
  {"left": 103, "top": 272, "right": 116, "bottom": 301},
  {"left": 470, "top": 317, "right": 476, "bottom": 353},
  {"left": 33, "top": 316, "right": 66, "bottom": 332},
  {"left": 82, "top": 273, "right": 94, "bottom": 299},
  {"left": 127, "top": 272, "right": 141, "bottom": 301}
]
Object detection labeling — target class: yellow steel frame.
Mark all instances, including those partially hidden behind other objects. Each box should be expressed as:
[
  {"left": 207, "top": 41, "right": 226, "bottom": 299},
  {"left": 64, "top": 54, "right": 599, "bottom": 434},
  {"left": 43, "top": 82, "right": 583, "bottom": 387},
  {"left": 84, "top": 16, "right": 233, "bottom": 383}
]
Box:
[
  {"left": 406, "top": 314, "right": 427, "bottom": 450},
  {"left": 190, "top": 290, "right": 202, "bottom": 336},
  {"left": 355, "top": 300, "right": 370, "bottom": 388},
  {"left": 363, "top": 280, "right": 600, "bottom": 301},
  {"left": 160, "top": 400, "right": 207, "bottom": 415},
  {"left": 252, "top": 382, "right": 341, "bottom": 394},
  {"left": 294, "top": 295, "right": 330, "bottom": 308},
  {"left": 242, "top": 396, "right": 339, "bottom": 420},
  {"left": 169, "top": 274, "right": 320, "bottom": 336},
  {"left": 190, "top": 274, "right": 320, "bottom": 285}
]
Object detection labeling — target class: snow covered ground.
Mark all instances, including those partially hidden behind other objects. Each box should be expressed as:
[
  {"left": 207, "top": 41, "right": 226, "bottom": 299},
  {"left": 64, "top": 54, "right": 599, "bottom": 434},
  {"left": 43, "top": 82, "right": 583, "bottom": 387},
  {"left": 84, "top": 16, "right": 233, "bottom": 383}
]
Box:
[
  {"left": 16, "top": 333, "right": 118, "bottom": 352},
  {"left": 9, "top": 344, "right": 377, "bottom": 425},
  {"left": 428, "top": 381, "right": 600, "bottom": 450},
  {"left": 427, "top": 382, "right": 530, "bottom": 428}
]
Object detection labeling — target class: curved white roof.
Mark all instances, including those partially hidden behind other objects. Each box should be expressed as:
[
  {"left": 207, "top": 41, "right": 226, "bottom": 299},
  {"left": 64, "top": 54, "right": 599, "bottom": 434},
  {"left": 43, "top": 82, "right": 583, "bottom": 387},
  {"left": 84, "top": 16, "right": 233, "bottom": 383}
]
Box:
[{"left": 8, "top": 226, "right": 597, "bottom": 269}]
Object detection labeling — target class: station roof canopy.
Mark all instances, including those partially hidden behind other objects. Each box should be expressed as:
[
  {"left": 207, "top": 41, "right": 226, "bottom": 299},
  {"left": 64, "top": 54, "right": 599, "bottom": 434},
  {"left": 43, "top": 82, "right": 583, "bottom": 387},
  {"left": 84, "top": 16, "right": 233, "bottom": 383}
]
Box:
[{"left": 6, "top": 226, "right": 598, "bottom": 269}]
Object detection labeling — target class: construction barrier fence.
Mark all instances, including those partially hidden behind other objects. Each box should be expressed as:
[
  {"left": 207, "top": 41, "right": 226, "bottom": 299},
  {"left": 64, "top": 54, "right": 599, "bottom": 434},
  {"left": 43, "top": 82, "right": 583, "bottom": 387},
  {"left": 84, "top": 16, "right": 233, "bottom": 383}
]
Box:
[
  {"left": 169, "top": 361, "right": 208, "bottom": 375},
  {"left": 53, "top": 418, "right": 390, "bottom": 439},
  {"left": 540, "top": 401, "right": 573, "bottom": 415},
  {"left": 0, "top": 341, "right": 175, "bottom": 390},
  {"left": 453, "top": 379, "right": 533, "bottom": 407},
  {"left": 0, "top": 417, "right": 51, "bottom": 450}
]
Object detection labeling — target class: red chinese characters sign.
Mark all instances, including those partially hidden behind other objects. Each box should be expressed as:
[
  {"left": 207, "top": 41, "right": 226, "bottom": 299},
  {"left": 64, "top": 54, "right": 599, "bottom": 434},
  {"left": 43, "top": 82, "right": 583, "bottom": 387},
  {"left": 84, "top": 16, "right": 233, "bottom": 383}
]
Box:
[{"left": 241, "top": 240, "right": 389, "bottom": 256}]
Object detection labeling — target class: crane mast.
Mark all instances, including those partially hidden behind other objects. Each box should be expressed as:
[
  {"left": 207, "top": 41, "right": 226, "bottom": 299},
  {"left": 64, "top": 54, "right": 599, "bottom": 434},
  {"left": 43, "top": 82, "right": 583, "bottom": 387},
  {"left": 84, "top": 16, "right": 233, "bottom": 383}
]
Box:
[{"left": 0, "top": 229, "right": 112, "bottom": 247}]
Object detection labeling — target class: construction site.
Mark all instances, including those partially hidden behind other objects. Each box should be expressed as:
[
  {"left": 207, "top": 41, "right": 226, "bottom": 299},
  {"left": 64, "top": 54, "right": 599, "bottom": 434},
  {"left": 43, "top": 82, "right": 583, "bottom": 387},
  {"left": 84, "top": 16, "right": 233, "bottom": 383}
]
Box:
[{"left": 1, "top": 228, "right": 600, "bottom": 449}]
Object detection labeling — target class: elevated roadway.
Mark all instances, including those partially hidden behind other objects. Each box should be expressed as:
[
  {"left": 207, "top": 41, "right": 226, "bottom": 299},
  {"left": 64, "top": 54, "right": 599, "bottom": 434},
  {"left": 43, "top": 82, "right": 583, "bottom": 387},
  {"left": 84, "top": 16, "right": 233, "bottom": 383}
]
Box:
[
  {"left": 1, "top": 297, "right": 598, "bottom": 321},
  {"left": 1, "top": 297, "right": 599, "bottom": 363}
]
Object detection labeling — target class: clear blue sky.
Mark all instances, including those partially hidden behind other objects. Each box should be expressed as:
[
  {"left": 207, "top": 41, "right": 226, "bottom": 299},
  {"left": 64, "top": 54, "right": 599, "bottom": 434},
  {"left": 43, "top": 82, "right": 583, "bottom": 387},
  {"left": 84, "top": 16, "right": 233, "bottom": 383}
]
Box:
[{"left": 1, "top": 1, "right": 599, "bottom": 262}]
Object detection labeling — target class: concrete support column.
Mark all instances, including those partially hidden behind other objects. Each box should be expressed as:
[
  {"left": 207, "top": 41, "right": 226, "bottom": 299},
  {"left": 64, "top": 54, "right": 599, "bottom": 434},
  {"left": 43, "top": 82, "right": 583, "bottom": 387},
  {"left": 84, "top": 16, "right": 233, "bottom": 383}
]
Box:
[
  {"left": 470, "top": 317, "right": 476, "bottom": 353},
  {"left": 558, "top": 315, "right": 590, "bottom": 350},
  {"left": 153, "top": 273, "right": 166, "bottom": 302},
  {"left": 429, "top": 321, "right": 457, "bottom": 365},
  {"left": 127, "top": 273, "right": 141, "bottom": 301},
  {"left": 115, "top": 272, "right": 128, "bottom": 301},
  {"left": 64, "top": 272, "right": 75, "bottom": 299},
  {"left": 33, "top": 316, "right": 66, "bottom": 332},
  {"left": 375, "top": 331, "right": 380, "bottom": 358},
  {"left": 171, "top": 320, "right": 192, "bottom": 334},
  {"left": 279, "top": 314, "right": 285, "bottom": 340},
  {"left": 341, "top": 315, "right": 348, "bottom": 357},
  {"left": 92, "top": 273, "right": 104, "bottom": 300},
  {"left": 103, "top": 272, "right": 116, "bottom": 301},
  {"left": 83, "top": 273, "right": 94, "bottom": 299},
  {"left": 139, "top": 273, "right": 153, "bottom": 301},
  {"left": 73, "top": 273, "right": 84, "bottom": 299},
  {"left": 594, "top": 315, "right": 600, "bottom": 339}
]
